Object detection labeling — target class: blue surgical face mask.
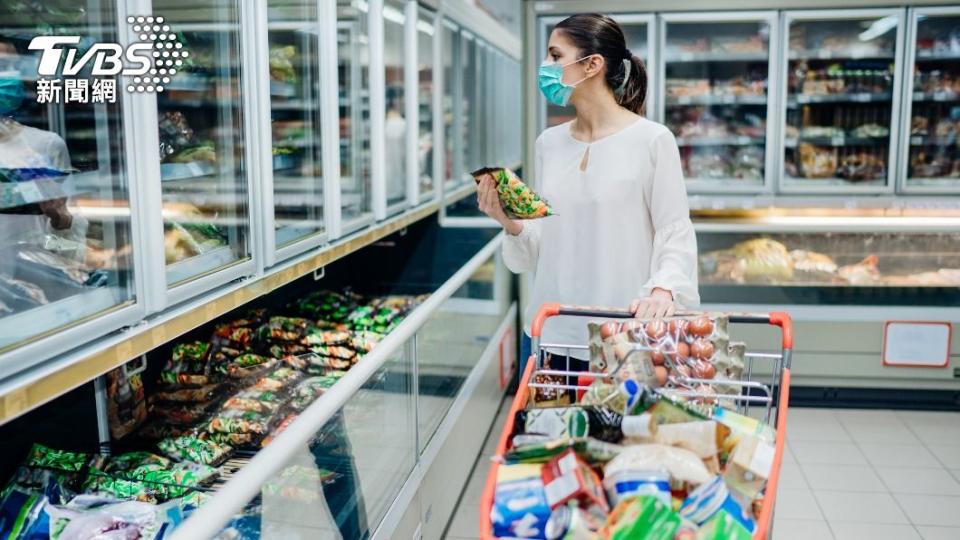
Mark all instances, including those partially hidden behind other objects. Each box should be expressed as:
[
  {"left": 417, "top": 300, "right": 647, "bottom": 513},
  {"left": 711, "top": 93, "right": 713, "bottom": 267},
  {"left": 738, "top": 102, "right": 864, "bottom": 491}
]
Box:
[
  {"left": 538, "top": 56, "right": 591, "bottom": 107},
  {"left": 0, "top": 75, "right": 25, "bottom": 117}
]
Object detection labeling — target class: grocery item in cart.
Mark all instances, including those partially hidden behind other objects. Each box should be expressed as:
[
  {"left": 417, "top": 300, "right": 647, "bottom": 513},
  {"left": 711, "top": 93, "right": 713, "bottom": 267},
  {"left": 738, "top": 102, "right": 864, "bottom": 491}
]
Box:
[
  {"left": 158, "top": 435, "right": 233, "bottom": 466},
  {"left": 491, "top": 463, "right": 552, "bottom": 539},
  {"left": 472, "top": 167, "right": 555, "bottom": 219},
  {"left": 679, "top": 475, "right": 754, "bottom": 534},
  {"left": 545, "top": 504, "right": 603, "bottom": 539},
  {"left": 603, "top": 444, "right": 712, "bottom": 494},
  {"left": 541, "top": 449, "right": 609, "bottom": 513},
  {"left": 515, "top": 406, "right": 624, "bottom": 444},
  {"left": 723, "top": 435, "right": 775, "bottom": 509},
  {"left": 595, "top": 495, "right": 684, "bottom": 540},
  {"left": 653, "top": 421, "right": 723, "bottom": 474}
]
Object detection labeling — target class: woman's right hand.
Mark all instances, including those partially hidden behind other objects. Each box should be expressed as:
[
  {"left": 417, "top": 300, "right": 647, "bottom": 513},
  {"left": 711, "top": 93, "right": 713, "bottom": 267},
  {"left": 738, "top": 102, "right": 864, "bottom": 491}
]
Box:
[{"left": 477, "top": 174, "right": 522, "bottom": 235}]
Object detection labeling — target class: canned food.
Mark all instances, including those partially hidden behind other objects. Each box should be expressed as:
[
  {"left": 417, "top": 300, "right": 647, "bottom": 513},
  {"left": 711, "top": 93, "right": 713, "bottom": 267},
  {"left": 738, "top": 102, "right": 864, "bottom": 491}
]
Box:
[{"left": 546, "top": 505, "right": 598, "bottom": 540}]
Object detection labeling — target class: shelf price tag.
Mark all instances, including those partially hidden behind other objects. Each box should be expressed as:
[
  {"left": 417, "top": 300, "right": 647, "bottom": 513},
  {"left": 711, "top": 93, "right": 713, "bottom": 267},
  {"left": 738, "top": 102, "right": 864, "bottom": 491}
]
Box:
[{"left": 883, "top": 322, "right": 952, "bottom": 368}]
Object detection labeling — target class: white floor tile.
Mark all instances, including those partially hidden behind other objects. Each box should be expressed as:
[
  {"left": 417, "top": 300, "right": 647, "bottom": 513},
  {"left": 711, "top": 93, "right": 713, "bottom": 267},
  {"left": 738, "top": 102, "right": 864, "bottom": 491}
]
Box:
[
  {"left": 895, "top": 494, "right": 960, "bottom": 527},
  {"left": 952, "top": 470, "right": 960, "bottom": 484},
  {"left": 875, "top": 467, "right": 960, "bottom": 496},
  {"left": 444, "top": 536, "right": 480, "bottom": 540},
  {"left": 814, "top": 491, "right": 909, "bottom": 524},
  {"left": 858, "top": 443, "right": 943, "bottom": 469},
  {"left": 896, "top": 410, "right": 960, "bottom": 426},
  {"left": 908, "top": 424, "right": 960, "bottom": 446},
  {"left": 791, "top": 441, "right": 867, "bottom": 466},
  {"left": 829, "top": 522, "right": 921, "bottom": 540},
  {"left": 775, "top": 489, "right": 825, "bottom": 521},
  {"left": 917, "top": 525, "right": 960, "bottom": 540},
  {"left": 801, "top": 464, "right": 886, "bottom": 492},
  {"left": 789, "top": 408, "right": 838, "bottom": 423},
  {"left": 788, "top": 420, "right": 852, "bottom": 442},
  {"left": 927, "top": 445, "right": 960, "bottom": 469},
  {"left": 772, "top": 519, "right": 834, "bottom": 540},
  {"left": 843, "top": 422, "right": 921, "bottom": 444},
  {"left": 778, "top": 462, "right": 809, "bottom": 490},
  {"left": 835, "top": 409, "right": 904, "bottom": 425}
]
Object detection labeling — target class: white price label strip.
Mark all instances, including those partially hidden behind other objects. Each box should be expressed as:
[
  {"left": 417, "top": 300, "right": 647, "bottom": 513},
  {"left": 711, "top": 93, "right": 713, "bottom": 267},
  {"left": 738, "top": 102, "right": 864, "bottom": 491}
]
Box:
[{"left": 883, "top": 322, "right": 952, "bottom": 367}]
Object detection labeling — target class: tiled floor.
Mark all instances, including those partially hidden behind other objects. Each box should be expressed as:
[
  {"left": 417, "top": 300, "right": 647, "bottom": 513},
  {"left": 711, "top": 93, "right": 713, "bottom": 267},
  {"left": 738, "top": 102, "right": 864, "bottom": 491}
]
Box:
[{"left": 443, "top": 404, "right": 960, "bottom": 540}]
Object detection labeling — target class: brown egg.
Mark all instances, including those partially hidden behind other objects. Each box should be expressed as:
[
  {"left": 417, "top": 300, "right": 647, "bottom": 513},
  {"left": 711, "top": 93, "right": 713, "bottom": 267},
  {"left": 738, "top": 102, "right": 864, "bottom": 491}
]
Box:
[
  {"left": 673, "top": 341, "right": 690, "bottom": 360},
  {"left": 599, "top": 322, "right": 621, "bottom": 340},
  {"left": 689, "top": 316, "right": 715, "bottom": 337},
  {"left": 622, "top": 319, "right": 644, "bottom": 332},
  {"left": 691, "top": 338, "right": 715, "bottom": 360},
  {"left": 693, "top": 360, "right": 716, "bottom": 379},
  {"left": 674, "top": 364, "right": 692, "bottom": 378},
  {"left": 651, "top": 350, "right": 666, "bottom": 366},
  {"left": 645, "top": 319, "right": 667, "bottom": 340},
  {"left": 654, "top": 365, "right": 668, "bottom": 386}
]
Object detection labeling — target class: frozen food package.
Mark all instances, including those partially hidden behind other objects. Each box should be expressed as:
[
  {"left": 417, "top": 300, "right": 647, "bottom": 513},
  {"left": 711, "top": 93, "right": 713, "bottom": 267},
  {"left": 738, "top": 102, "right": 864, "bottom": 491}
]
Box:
[
  {"left": 541, "top": 449, "right": 609, "bottom": 512},
  {"left": 152, "top": 383, "right": 221, "bottom": 404},
  {"left": 261, "top": 413, "right": 299, "bottom": 447},
  {"left": 160, "top": 342, "right": 211, "bottom": 387},
  {"left": 150, "top": 400, "right": 218, "bottom": 426},
  {"left": 504, "top": 437, "right": 623, "bottom": 466},
  {"left": 106, "top": 365, "right": 148, "bottom": 440},
  {"left": 158, "top": 435, "right": 233, "bottom": 466},
  {"left": 222, "top": 389, "right": 284, "bottom": 414},
  {"left": 261, "top": 465, "right": 343, "bottom": 503},
  {"left": 255, "top": 316, "right": 314, "bottom": 344},
  {"left": 515, "top": 406, "right": 623, "bottom": 444},
  {"left": 0, "top": 488, "right": 50, "bottom": 539},
  {"left": 491, "top": 463, "right": 552, "bottom": 539},
  {"left": 472, "top": 167, "right": 555, "bottom": 219},
  {"left": 0, "top": 274, "right": 49, "bottom": 312},
  {"left": 302, "top": 329, "right": 352, "bottom": 347},
  {"left": 288, "top": 375, "right": 341, "bottom": 412},
  {"left": 207, "top": 408, "right": 275, "bottom": 436}
]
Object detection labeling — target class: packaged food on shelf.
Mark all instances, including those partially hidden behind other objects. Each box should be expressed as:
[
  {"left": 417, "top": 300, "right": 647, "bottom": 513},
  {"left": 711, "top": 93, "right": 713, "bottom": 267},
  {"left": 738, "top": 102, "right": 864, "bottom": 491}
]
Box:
[
  {"left": 158, "top": 435, "right": 233, "bottom": 467},
  {"left": 471, "top": 167, "right": 555, "bottom": 219},
  {"left": 106, "top": 365, "right": 148, "bottom": 440}
]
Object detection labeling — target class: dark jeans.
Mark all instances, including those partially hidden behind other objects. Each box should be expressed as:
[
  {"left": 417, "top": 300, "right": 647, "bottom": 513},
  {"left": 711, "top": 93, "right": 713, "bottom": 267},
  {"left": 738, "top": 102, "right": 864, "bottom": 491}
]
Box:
[{"left": 312, "top": 411, "right": 369, "bottom": 540}]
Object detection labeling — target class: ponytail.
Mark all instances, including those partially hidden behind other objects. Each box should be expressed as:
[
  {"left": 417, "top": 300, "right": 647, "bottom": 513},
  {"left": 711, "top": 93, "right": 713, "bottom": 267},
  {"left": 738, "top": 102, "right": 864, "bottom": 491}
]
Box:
[
  {"left": 615, "top": 54, "right": 647, "bottom": 115},
  {"left": 555, "top": 13, "right": 649, "bottom": 115}
]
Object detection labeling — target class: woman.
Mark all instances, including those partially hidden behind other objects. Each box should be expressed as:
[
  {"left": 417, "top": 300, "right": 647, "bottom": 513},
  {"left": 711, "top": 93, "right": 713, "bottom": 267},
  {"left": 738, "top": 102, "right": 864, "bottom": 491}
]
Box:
[{"left": 477, "top": 13, "right": 699, "bottom": 372}]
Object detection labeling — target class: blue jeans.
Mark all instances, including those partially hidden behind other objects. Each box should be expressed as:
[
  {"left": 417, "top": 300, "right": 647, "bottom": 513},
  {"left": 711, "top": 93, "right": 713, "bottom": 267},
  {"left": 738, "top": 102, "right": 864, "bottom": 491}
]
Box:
[{"left": 520, "top": 332, "right": 532, "bottom": 380}]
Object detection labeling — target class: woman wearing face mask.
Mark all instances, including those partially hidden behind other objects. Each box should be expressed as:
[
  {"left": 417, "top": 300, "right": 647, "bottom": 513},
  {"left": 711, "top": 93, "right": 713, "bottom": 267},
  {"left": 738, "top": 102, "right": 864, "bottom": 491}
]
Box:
[{"left": 477, "top": 13, "right": 698, "bottom": 373}]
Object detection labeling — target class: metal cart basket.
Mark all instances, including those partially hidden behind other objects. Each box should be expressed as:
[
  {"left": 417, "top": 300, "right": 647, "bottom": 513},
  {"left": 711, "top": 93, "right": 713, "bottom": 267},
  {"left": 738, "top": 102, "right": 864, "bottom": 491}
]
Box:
[{"left": 479, "top": 302, "right": 794, "bottom": 539}]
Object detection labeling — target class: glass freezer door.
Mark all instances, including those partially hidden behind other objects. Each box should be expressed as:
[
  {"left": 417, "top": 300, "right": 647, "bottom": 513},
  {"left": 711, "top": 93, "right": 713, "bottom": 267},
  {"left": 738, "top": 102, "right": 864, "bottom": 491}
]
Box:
[
  {"left": 417, "top": 8, "right": 436, "bottom": 201},
  {"left": 902, "top": 8, "right": 960, "bottom": 192},
  {"left": 781, "top": 10, "right": 904, "bottom": 193},
  {"left": 539, "top": 15, "right": 653, "bottom": 130},
  {"left": 338, "top": 1, "right": 374, "bottom": 231},
  {"left": 267, "top": 0, "right": 325, "bottom": 251},
  {"left": 383, "top": 0, "right": 409, "bottom": 214},
  {"left": 661, "top": 13, "right": 775, "bottom": 193},
  {"left": 155, "top": 0, "right": 251, "bottom": 286},
  {"left": 0, "top": 0, "right": 137, "bottom": 356}
]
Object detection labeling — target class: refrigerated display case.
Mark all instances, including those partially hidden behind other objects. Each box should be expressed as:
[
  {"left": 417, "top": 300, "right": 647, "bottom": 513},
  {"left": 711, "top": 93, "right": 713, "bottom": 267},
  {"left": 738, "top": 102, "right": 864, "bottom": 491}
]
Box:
[
  {"left": 383, "top": 0, "right": 409, "bottom": 215},
  {"left": 0, "top": 0, "right": 140, "bottom": 374},
  {"left": 900, "top": 6, "right": 960, "bottom": 193},
  {"left": 538, "top": 14, "right": 654, "bottom": 129},
  {"left": 155, "top": 0, "right": 252, "bottom": 286},
  {"left": 338, "top": 0, "right": 374, "bottom": 232},
  {"left": 461, "top": 31, "right": 479, "bottom": 179},
  {"left": 265, "top": 0, "right": 326, "bottom": 257},
  {"left": 660, "top": 12, "right": 777, "bottom": 193},
  {"left": 780, "top": 9, "right": 905, "bottom": 193}
]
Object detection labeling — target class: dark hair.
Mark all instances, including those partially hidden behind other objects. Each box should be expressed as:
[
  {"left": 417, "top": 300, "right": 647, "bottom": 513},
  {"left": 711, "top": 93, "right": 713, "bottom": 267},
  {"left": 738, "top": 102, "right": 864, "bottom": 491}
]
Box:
[{"left": 554, "top": 13, "right": 648, "bottom": 115}]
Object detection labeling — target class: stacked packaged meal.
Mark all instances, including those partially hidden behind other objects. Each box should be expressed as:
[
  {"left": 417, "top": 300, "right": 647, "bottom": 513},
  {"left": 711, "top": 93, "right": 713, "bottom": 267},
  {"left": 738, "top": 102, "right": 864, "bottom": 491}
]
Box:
[{"left": 492, "top": 314, "right": 774, "bottom": 540}]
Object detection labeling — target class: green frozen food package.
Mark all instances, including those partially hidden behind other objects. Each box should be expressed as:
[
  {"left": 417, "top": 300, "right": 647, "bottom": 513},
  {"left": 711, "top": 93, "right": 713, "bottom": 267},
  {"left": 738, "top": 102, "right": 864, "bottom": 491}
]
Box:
[{"left": 472, "top": 167, "right": 554, "bottom": 219}]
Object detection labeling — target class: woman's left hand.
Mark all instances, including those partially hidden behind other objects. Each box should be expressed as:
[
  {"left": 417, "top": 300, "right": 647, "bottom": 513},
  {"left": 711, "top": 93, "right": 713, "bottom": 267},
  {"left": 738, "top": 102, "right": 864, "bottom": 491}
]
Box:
[{"left": 629, "top": 288, "right": 676, "bottom": 319}]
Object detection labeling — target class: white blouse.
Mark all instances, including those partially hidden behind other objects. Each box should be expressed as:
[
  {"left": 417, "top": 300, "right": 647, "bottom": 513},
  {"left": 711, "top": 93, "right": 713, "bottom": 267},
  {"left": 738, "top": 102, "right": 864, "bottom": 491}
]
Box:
[{"left": 504, "top": 117, "right": 699, "bottom": 356}]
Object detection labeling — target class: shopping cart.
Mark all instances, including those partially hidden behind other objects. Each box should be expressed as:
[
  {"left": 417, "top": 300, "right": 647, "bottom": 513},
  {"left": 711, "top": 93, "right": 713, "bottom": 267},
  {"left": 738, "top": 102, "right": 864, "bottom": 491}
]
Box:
[{"left": 479, "top": 302, "right": 793, "bottom": 539}]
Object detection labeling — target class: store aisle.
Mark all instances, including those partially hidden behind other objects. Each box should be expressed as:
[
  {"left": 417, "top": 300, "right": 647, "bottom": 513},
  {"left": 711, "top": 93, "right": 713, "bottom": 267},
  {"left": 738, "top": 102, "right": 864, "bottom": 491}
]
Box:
[{"left": 444, "top": 406, "right": 960, "bottom": 540}]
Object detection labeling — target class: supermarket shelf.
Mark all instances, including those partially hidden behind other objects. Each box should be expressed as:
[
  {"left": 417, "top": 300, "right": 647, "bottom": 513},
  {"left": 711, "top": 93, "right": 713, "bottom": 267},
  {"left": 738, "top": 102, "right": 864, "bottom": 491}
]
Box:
[
  {"left": 676, "top": 135, "right": 764, "bottom": 147},
  {"left": 912, "top": 91, "right": 960, "bottom": 102},
  {"left": 666, "top": 95, "right": 767, "bottom": 106},
  {"left": 160, "top": 161, "right": 218, "bottom": 181},
  {"left": 687, "top": 195, "right": 960, "bottom": 212},
  {"left": 166, "top": 245, "right": 239, "bottom": 286},
  {"left": 0, "top": 201, "right": 444, "bottom": 425},
  {"left": 916, "top": 50, "right": 960, "bottom": 60},
  {"left": 784, "top": 136, "right": 888, "bottom": 148},
  {"left": 788, "top": 92, "right": 892, "bottom": 106},
  {"left": 909, "top": 135, "right": 959, "bottom": 146},
  {"left": 692, "top": 214, "right": 960, "bottom": 233},
  {"left": 664, "top": 51, "right": 768, "bottom": 62},
  {"left": 789, "top": 50, "right": 895, "bottom": 60}
]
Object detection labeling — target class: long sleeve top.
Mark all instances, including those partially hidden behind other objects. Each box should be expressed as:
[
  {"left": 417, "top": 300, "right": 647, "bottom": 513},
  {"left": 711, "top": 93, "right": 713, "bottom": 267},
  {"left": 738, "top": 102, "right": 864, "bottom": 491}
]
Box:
[{"left": 504, "top": 117, "right": 699, "bottom": 358}]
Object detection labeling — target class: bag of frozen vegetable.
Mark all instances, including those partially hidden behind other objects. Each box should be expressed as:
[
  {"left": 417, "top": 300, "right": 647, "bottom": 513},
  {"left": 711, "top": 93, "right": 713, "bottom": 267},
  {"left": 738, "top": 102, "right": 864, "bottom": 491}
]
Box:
[{"left": 472, "top": 167, "right": 554, "bottom": 219}]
